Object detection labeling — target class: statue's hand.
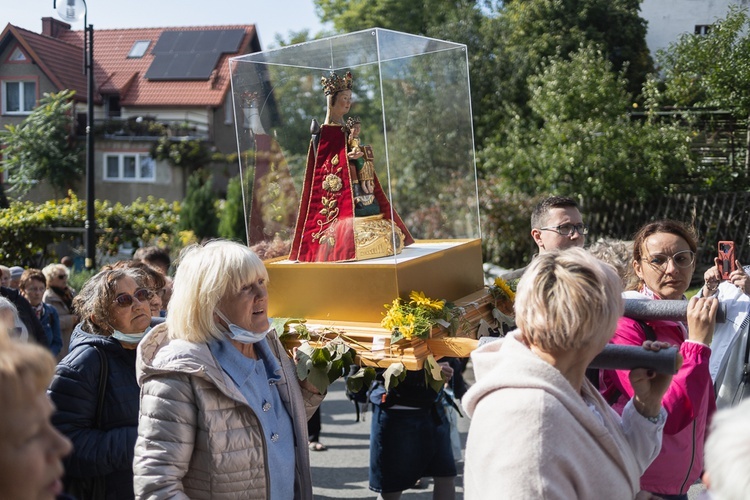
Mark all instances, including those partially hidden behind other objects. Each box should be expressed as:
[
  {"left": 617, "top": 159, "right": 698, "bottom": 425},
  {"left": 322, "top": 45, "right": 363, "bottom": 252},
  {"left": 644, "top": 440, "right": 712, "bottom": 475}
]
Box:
[{"left": 348, "top": 151, "right": 364, "bottom": 160}]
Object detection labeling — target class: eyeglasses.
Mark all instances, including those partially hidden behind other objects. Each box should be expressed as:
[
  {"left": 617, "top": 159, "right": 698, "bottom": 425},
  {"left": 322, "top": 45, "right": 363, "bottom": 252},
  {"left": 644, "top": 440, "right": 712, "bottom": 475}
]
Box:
[
  {"left": 539, "top": 223, "right": 589, "bottom": 236},
  {"left": 112, "top": 288, "right": 154, "bottom": 307},
  {"left": 24, "top": 287, "right": 46, "bottom": 294},
  {"left": 643, "top": 250, "right": 696, "bottom": 269}
]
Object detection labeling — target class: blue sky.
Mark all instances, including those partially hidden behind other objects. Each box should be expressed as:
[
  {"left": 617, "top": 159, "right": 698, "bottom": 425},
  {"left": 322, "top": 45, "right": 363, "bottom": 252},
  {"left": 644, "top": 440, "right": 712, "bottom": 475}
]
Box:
[{"left": 4, "top": 0, "right": 328, "bottom": 49}]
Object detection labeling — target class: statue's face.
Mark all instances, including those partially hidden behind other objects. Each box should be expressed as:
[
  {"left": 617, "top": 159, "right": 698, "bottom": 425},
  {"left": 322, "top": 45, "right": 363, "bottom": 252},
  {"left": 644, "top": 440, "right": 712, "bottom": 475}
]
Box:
[{"left": 330, "top": 90, "right": 352, "bottom": 116}]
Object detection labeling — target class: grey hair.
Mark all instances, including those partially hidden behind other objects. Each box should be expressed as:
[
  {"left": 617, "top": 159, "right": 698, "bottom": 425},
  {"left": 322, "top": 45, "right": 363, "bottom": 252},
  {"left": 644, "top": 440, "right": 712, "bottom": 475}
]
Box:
[
  {"left": 588, "top": 238, "right": 635, "bottom": 289},
  {"left": 41, "top": 263, "right": 68, "bottom": 284},
  {"left": 0, "top": 297, "right": 19, "bottom": 322},
  {"left": 704, "top": 398, "right": 750, "bottom": 500}
]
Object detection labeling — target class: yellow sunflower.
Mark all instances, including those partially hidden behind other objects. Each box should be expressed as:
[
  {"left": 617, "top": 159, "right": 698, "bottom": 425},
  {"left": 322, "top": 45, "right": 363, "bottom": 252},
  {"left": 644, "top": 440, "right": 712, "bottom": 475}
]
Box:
[
  {"left": 493, "top": 277, "right": 516, "bottom": 302},
  {"left": 409, "top": 291, "right": 444, "bottom": 312}
]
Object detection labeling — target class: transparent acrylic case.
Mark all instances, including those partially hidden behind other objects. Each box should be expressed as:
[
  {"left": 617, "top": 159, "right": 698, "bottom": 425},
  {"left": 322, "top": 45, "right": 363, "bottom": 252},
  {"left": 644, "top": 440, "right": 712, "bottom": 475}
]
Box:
[{"left": 229, "top": 28, "right": 482, "bottom": 322}]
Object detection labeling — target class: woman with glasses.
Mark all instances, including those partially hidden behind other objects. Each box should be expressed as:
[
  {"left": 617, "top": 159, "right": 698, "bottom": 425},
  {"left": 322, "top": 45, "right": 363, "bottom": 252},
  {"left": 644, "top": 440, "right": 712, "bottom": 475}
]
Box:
[
  {"left": 110, "top": 261, "right": 166, "bottom": 318},
  {"left": 48, "top": 267, "right": 154, "bottom": 500},
  {"left": 600, "top": 219, "right": 717, "bottom": 500},
  {"left": 42, "top": 263, "right": 78, "bottom": 358}
]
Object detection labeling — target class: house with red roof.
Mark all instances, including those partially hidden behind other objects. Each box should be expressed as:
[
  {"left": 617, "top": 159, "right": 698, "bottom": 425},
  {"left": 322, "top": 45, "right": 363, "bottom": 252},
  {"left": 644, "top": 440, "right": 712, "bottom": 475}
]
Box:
[{"left": 0, "top": 17, "right": 261, "bottom": 204}]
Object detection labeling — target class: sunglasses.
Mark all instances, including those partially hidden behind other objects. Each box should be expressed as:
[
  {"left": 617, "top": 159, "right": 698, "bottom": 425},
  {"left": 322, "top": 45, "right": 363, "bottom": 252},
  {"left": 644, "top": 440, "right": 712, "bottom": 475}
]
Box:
[
  {"left": 113, "top": 288, "right": 154, "bottom": 307},
  {"left": 57, "top": 274, "right": 68, "bottom": 280}
]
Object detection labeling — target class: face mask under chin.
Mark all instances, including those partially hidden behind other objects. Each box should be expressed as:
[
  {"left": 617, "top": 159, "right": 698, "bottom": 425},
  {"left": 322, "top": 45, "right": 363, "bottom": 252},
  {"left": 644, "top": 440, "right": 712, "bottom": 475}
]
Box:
[{"left": 215, "top": 310, "right": 270, "bottom": 344}]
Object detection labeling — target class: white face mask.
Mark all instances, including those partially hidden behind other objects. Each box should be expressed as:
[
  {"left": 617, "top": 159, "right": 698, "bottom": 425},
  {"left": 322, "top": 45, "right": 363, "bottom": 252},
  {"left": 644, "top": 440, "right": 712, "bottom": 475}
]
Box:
[
  {"left": 215, "top": 310, "right": 270, "bottom": 344},
  {"left": 112, "top": 326, "right": 152, "bottom": 344}
]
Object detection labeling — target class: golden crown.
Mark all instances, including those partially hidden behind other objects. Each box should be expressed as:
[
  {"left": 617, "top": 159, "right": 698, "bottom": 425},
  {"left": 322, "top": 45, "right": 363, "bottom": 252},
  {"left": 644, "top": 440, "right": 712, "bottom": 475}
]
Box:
[
  {"left": 321, "top": 71, "right": 353, "bottom": 95},
  {"left": 346, "top": 116, "right": 361, "bottom": 128}
]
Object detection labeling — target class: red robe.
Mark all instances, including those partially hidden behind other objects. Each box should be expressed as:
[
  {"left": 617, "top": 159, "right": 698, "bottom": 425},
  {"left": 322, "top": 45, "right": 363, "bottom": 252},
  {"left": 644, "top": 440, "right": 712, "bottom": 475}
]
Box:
[{"left": 290, "top": 124, "right": 413, "bottom": 262}]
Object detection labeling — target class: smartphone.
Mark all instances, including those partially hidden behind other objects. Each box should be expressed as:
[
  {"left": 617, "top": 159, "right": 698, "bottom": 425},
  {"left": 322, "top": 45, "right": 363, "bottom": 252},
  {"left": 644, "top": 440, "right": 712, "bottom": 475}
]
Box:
[{"left": 718, "top": 241, "right": 736, "bottom": 280}]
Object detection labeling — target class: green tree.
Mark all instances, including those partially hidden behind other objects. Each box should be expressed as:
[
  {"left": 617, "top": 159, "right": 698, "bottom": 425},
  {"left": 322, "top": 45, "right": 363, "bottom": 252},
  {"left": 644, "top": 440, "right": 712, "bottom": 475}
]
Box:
[
  {"left": 0, "top": 90, "right": 83, "bottom": 199},
  {"left": 652, "top": 6, "right": 750, "bottom": 172},
  {"left": 0, "top": 192, "right": 179, "bottom": 267},
  {"left": 478, "top": 0, "right": 653, "bottom": 146},
  {"left": 218, "top": 175, "right": 247, "bottom": 241},
  {"left": 314, "top": 0, "right": 479, "bottom": 35},
  {"left": 482, "top": 43, "right": 694, "bottom": 206},
  {"left": 480, "top": 44, "right": 695, "bottom": 267},
  {"left": 179, "top": 169, "right": 218, "bottom": 240}
]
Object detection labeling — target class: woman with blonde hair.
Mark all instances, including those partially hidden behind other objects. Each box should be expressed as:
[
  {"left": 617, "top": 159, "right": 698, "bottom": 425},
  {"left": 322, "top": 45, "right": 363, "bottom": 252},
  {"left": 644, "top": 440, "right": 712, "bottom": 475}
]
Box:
[
  {"left": 134, "top": 239, "right": 323, "bottom": 499},
  {"left": 0, "top": 328, "right": 72, "bottom": 499},
  {"left": 463, "top": 248, "right": 673, "bottom": 499}
]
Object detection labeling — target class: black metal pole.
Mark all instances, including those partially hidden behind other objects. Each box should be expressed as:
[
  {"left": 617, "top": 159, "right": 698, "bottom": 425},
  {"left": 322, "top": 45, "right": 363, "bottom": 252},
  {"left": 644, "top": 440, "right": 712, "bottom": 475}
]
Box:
[{"left": 85, "top": 23, "right": 96, "bottom": 270}]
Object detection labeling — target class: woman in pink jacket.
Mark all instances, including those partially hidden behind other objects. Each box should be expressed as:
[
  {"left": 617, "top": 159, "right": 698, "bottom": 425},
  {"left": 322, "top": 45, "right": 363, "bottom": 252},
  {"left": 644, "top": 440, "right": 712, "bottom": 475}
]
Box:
[{"left": 601, "top": 219, "right": 717, "bottom": 499}]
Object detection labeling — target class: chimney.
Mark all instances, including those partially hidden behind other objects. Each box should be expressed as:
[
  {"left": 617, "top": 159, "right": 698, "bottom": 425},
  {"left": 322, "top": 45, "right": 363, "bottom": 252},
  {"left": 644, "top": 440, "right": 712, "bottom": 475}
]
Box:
[{"left": 42, "top": 17, "right": 71, "bottom": 38}]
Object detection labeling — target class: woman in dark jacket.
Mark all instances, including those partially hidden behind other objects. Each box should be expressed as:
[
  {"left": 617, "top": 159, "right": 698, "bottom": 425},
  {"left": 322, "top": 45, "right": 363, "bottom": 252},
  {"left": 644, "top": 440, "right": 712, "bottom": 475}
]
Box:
[{"left": 48, "top": 267, "right": 153, "bottom": 500}]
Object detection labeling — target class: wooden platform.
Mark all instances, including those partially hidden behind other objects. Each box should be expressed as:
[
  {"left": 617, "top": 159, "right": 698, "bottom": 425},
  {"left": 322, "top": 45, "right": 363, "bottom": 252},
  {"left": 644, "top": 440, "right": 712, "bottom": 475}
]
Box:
[{"left": 280, "top": 288, "right": 506, "bottom": 370}]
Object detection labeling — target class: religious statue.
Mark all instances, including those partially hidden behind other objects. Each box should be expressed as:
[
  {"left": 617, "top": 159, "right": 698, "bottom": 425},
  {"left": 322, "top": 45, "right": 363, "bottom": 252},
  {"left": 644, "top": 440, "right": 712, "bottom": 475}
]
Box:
[{"left": 289, "top": 71, "right": 413, "bottom": 262}]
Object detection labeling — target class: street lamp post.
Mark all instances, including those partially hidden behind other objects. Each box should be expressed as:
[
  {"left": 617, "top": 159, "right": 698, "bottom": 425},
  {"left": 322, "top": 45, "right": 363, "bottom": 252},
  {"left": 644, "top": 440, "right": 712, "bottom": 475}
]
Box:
[{"left": 54, "top": 0, "right": 96, "bottom": 270}]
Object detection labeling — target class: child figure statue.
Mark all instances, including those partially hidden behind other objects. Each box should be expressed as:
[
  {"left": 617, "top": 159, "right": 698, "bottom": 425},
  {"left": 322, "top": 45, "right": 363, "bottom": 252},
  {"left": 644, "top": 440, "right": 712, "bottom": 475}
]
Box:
[
  {"left": 289, "top": 70, "right": 413, "bottom": 262},
  {"left": 346, "top": 117, "right": 379, "bottom": 217}
]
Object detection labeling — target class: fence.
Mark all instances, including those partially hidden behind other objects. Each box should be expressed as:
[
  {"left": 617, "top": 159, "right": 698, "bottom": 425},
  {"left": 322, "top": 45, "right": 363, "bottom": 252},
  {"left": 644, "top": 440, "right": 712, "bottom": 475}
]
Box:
[{"left": 585, "top": 192, "right": 750, "bottom": 267}]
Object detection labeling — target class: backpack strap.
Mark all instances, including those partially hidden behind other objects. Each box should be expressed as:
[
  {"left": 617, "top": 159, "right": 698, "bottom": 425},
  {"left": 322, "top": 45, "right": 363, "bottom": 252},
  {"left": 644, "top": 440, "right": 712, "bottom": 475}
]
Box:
[
  {"left": 638, "top": 320, "right": 657, "bottom": 342},
  {"left": 92, "top": 346, "right": 108, "bottom": 428}
]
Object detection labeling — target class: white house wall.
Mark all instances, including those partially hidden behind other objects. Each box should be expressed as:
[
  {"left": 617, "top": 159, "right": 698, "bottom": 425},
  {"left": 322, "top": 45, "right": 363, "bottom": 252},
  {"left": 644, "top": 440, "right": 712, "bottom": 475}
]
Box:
[{"left": 641, "top": 0, "right": 750, "bottom": 55}]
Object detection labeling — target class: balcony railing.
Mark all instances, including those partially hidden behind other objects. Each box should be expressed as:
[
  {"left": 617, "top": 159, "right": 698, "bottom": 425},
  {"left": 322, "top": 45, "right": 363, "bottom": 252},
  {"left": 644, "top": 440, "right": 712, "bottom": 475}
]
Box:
[{"left": 76, "top": 115, "right": 210, "bottom": 141}]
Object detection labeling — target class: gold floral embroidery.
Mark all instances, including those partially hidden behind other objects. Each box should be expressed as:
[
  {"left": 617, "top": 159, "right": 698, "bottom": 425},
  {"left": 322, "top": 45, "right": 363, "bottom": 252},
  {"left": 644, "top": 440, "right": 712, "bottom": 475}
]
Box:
[{"left": 312, "top": 155, "right": 344, "bottom": 247}]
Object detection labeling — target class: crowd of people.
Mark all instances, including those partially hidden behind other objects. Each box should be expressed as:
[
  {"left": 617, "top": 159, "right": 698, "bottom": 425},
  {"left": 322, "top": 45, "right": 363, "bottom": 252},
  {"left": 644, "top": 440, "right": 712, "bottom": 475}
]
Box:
[{"left": 1, "top": 196, "right": 749, "bottom": 499}]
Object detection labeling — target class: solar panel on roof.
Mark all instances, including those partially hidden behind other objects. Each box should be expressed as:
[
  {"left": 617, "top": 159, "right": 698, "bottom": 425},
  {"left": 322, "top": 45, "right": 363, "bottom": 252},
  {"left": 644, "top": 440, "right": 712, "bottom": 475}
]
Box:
[
  {"left": 151, "top": 31, "right": 180, "bottom": 53},
  {"left": 145, "top": 28, "right": 245, "bottom": 81}
]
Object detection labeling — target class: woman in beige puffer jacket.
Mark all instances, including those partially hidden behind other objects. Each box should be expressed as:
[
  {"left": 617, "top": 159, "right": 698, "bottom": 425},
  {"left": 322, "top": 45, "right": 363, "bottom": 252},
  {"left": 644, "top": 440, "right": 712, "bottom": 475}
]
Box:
[{"left": 133, "top": 241, "right": 323, "bottom": 499}]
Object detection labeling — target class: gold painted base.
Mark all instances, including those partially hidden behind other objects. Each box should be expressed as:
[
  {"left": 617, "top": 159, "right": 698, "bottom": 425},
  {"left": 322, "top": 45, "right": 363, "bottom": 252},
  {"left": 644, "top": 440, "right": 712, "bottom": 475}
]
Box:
[
  {"left": 353, "top": 214, "right": 405, "bottom": 260},
  {"left": 266, "top": 239, "right": 484, "bottom": 323}
]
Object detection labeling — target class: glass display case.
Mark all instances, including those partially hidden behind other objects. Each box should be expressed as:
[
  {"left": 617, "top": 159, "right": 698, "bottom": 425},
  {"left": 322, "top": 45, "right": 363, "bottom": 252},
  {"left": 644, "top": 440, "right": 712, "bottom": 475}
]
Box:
[{"left": 229, "top": 28, "right": 482, "bottom": 324}]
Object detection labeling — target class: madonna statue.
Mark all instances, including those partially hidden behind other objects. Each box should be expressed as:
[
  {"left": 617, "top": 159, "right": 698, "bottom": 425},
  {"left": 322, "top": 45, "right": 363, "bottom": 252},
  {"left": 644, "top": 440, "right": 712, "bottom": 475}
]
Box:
[{"left": 289, "top": 71, "right": 413, "bottom": 262}]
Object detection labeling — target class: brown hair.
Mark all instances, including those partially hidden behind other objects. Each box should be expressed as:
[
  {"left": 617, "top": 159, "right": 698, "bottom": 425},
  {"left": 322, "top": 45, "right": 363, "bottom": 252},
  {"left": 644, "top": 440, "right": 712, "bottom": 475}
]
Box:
[
  {"left": 530, "top": 196, "right": 579, "bottom": 230},
  {"left": 19, "top": 269, "right": 46, "bottom": 290},
  {"left": 110, "top": 260, "right": 166, "bottom": 291},
  {"left": 630, "top": 219, "right": 698, "bottom": 290},
  {"left": 73, "top": 267, "right": 146, "bottom": 336}
]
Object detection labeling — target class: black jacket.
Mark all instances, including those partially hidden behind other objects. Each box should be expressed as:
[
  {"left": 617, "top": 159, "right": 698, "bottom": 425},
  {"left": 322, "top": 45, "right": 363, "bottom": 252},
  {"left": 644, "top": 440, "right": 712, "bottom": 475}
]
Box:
[{"left": 48, "top": 325, "right": 140, "bottom": 500}]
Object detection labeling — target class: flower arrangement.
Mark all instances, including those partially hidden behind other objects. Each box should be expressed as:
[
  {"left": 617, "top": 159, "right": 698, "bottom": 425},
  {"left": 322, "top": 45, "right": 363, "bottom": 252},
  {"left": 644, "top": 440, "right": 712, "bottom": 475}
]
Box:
[
  {"left": 488, "top": 276, "right": 518, "bottom": 333},
  {"left": 381, "top": 291, "right": 462, "bottom": 343},
  {"left": 489, "top": 276, "right": 516, "bottom": 302}
]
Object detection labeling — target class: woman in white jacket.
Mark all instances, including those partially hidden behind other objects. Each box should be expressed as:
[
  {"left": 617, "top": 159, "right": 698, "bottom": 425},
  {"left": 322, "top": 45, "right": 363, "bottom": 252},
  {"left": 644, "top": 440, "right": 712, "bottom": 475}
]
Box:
[
  {"left": 133, "top": 240, "right": 323, "bottom": 499},
  {"left": 462, "top": 248, "right": 674, "bottom": 500}
]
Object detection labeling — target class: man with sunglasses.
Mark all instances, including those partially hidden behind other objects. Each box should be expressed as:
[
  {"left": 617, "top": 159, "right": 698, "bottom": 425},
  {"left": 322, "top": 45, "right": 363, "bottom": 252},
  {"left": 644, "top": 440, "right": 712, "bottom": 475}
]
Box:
[{"left": 499, "top": 196, "right": 588, "bottom": 280}]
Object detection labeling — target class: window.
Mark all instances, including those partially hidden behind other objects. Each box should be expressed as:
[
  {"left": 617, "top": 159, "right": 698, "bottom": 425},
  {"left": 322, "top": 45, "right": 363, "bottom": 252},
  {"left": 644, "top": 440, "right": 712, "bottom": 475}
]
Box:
[
  {"left": 695, "top": 25, "right": 712, "bottom": 35},
  {"left": 104, "top": 153, "right": 156, "bottom": 182},
  {"left": 7, "top": 47, "right": 28, "bottom": 62},
  {"left": 3, "top": 80, "right": 36, "bottom": 114},
  {"left": 128, "top": 40, "right": 151, "bottom": 58}
]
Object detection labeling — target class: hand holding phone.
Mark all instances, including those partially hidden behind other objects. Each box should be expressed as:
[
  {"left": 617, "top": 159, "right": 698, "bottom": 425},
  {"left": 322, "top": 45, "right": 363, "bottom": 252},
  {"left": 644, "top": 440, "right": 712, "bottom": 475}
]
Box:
[{"left": 718, "top": 241, "right": 736, "bottom": 280}]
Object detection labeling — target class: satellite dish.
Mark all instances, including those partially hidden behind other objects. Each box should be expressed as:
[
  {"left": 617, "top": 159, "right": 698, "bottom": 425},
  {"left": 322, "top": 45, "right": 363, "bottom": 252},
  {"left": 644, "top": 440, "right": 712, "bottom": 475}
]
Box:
[{"left": 55, "top": 0, "right": 86, "bottom": 23}]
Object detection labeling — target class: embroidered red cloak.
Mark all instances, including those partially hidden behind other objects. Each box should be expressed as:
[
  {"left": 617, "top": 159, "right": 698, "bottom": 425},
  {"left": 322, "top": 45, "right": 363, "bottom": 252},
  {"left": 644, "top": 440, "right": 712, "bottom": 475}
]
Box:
[{"left": 289, "top": 124, "right": 414, "bottom": 262}]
